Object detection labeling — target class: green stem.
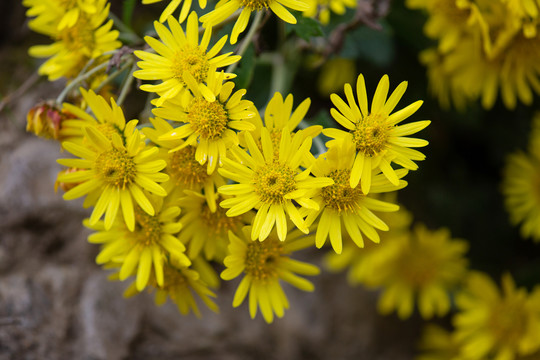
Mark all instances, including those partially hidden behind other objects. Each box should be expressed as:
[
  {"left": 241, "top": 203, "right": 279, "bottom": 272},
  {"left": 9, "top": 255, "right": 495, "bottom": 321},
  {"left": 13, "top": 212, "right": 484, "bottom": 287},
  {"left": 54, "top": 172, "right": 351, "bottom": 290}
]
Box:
[
  {"left": 95, "top": 60, "right": 133, "bottom": 93},
  {"left": 55, "top": 61, "right": 111, "bottom": 105},
  {"left": 116, "top": 61, "right": 137, "bottom": 106},
  {"left": 226, "top": 10, "right": 264, "bottom": 73}
]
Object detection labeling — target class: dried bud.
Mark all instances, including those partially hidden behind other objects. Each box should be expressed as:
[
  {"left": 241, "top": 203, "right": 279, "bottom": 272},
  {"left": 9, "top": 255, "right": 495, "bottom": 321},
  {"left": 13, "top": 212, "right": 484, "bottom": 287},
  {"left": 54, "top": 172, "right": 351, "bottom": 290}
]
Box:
[{"left": 26, "top": 102, "right": 75, "bottom": 140}]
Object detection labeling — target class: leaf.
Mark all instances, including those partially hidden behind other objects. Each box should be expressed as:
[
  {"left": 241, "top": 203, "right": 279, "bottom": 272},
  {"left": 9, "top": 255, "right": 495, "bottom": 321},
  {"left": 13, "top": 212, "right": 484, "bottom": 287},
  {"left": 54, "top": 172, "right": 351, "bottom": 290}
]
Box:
[
  {"left": 233, "top": 43, "right": 256, "bottom": 89},
  {"left": 123, "top": 0, "right": 137, "bottom": 28},
  {"left": 285, "top": 14, "right": 324, "bottom": 41},
  {"left": 340, "top": 20, "right": 395, "bottom": 67}
]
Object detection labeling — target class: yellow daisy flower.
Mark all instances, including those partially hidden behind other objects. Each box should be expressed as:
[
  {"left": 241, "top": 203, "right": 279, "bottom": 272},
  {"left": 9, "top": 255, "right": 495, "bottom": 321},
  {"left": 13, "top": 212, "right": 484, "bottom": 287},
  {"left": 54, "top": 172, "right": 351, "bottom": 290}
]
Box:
[
  {"left": 221, "top": 226, "right": 319, "bottom": 323},
  {"left": 454, "top": 272, "right": 540, "bottom": 360},
  {"left": 199, "top": 0, "right": 309, "bottom": 44},
  {"left": 502, "top": 150, "right": 540, "bottom": 242},
  {"left": 23, "top": 0, "right": 97, "bottom": 32},
  {"left": 57, "top": 96, "right": 169, "bottom": 231},
  {"left": 27, "top": 0, "right": 120, "bottom": 81},
  {"left": 86, "top": 197, "right": 191, "bottom": 291},
  {"left": 304, "top": 141, "right": 407, "bottom": 254},
  {"left": 177, "top": 190, "right": 249, "bottom": 261},
  {"left": 218, "top": 128, "right": 334, "bottom": 241},
  {"left": 133, "top": 12, "right": 240, "bottom": 106},
  {"left": 374, "top": 223, "right": 469, "bottom": 320},
  {"left": 142, "top": 0, "right": 207, "bottom": 23},
  {"left": 324, "top": 74, "right": 430, "bottom": 194},
  {"left": 154, "top": 70, "right": 256, "bottom": 175},
  {"left": 124, "top": 260, "right": 219, "bottom": 317},
  {"left": 302, "top": 0, "right": 356, "bottom": 25},
  {"left": 143, "top": 117, "right": 227, "bottom": 212}
]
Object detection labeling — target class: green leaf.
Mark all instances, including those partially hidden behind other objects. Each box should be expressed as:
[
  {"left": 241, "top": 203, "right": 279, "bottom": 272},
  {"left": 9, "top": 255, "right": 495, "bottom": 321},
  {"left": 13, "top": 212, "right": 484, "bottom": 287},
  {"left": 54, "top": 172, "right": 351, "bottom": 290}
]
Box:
[
  {"left": 123, "top": 0, "right": 137, "bottom": 28},
  {"left": 285, "top": 15, "right": 323, "bottom": 41},
  {"left": 233, "top": 43, "right": 256, "bottom": 89},
  {"left": 340, "top": 21, "right": 395, "bottom": 67}
]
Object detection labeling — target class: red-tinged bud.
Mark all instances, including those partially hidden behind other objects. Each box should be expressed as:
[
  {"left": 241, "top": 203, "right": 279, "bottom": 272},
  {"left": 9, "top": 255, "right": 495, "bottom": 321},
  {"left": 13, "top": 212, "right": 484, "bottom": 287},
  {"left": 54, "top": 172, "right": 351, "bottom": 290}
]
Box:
[{"left": 26, "top": 101, "right": 76, "bottom": 140}]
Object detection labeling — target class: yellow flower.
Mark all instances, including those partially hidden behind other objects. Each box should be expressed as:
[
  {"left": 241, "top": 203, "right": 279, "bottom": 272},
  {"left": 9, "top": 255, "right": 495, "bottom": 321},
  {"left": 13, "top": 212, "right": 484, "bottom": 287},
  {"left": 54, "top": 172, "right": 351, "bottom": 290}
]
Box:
[
  {"left": 302, "top": 0, "right": 356, "bottom": 25},
  {"left": 85, "top": 197, "right": 191, "bottom": 291},
  {"left": 415, "top": 324, "right": 461, "bottom": 360},
  {"left": 176, "top": 190, "right": 250, "bottom": 261},
  {"left": 23, "top": 0, "right": 97, "bottom": 32},
  {"left": 143, "top": 117, "right": 227, "bottom": 212},
  {"left": 502, "top": 149, "right": 540, "bottom": 242},
  {"left": 124, "top": 260, "right": 219, "bottom": 317},
  {"left": 454, "top": 272, "right": 540, "bottom": 360},
  {"left": 324, "top": 74, "right": 430, "bottom": 194},
  {"left": 133, "top": 12, "right": 240, "bottom": 106},
  {"left": 375, "top": 223, "right": 469, "bottom": 319},
  {"left": 27, "top": 0, "right": 120, "bottom": 81},
  {"left": 200, "top": 0, "right": 309, "bottom": 44},
  {"left": 154, "top": 70, "right": 256, "bottom": 175},
  {"left": 218, "top": 127, "right": 334, "bottom": 241},
  {"left": 142, "top": 0, "right": 207, "bottom": 23},
  {"left": 57, "top": 93, "right": 169, "bottom": 231},
  {"left": 221, "top": 226, "right": 319, "bottom": 323},
  {"left": 305, "top": 141, "right": 407, "bottom": 254}
]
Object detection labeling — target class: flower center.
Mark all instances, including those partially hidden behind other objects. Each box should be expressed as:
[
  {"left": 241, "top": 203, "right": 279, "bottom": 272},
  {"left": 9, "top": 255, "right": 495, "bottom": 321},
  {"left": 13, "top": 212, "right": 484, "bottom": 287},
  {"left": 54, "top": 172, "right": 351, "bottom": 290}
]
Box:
[
  {"left": 168, "top": 146, "right": 209, "bottom": 188},
  {"left": 94, "top": 147, "right": 136, "bottom": 188},
  {"left": 58, "top": 0, "right": 78, "bottom": 9},
  {"left": 57, "top": 14, "right": 95, "bottom": 53},
  {"left": 172, "top": 45, "right": 210, "bottom": 84},
  {"left": 396, "top": 246, "right": 439, "bottom": 288},
  {"left": 321, "top": 169, "right": 363, "bottom": 212},
  {"left": 186, "top": 98, "right": 229, "bottom": 140},
  {"left": 351, "top": 114, "right": 390, "bottom": 156},
  {"left": 253, "top": 161, "right": 297, "bottom": 204},
  {"left": 245, "top": 238, "right": 283, "bottom": 282},
  {"left": 433, "top": 0, "right": 470, "bottom": 23},
  {"left": 239, "top": 0, "right": 270, "bottom": 10},
  {"left": 488, "top": 297, "right": 528, "bottom": 347},
  {"left": 134, "top": 206, "right": 162, "bottom": 246},
  {"left": 200, "top": 199, "right": 241, "bottom": 236}
]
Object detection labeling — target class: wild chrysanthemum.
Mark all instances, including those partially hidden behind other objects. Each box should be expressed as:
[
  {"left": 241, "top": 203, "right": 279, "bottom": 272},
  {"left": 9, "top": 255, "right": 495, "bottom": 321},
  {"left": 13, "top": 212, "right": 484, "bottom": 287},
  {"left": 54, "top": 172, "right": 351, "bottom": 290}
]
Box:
[
  {"left": 221, "top": 226, "right": 319, "bottom": 323},
  {"left": 133, "top": 12, "right": 240, "bottom": 106},
  {"left": 199, "top": 0, "right": 309, "bottom": 44},
  {"left": 218, "top": 128, "right": 334, "bottom": 241},
  {"left": 124, "top": 260, "right": 219, "bottom": 317},
  {"left": 502, "top": 150, "right": 540, "bottom": 242},
  {"left": 154, "top": 70, "right": 256, "bottom": 174},
  {"left": 143, "top": 117, "right": 226, "bottom": 211},
  {"left": 57, "top": 95, "right": 169, "bottom": 231},
  {"left": 324, "top": 74, "right": 430, "bottom": 194},
  {"left": 302, "top": 0, "right": 356, "bottom": 25},
  {"left": 304, "top": 141, "right": 407, "bottom": 254},
  {"left": 27, "top": 0, "right": 120, "bottom": 81},
  {"left": 324, "top": 203, "right": 413, "bottom": 284},
  {"left": 86, "top": 197, "right": 190, "bottom": 291},
  {"left": 142, "top": 0, "right": 207, "bottom": 23},
  {"left": 23, "top": 0, "right": 97, "bottom": 32},
  {"left": 373, "top": 224, "right": 469, "bottom": 319},
  {"left": 177, "top": 191, "right": 249, "bottom": 261},
  {"left": 454, "top": 272, "right": 540, "bottom": 360}
]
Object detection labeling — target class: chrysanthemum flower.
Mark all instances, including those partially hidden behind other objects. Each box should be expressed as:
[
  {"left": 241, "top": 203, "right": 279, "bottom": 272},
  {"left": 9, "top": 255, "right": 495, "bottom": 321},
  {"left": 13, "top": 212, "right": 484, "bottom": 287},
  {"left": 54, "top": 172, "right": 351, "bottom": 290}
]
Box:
[
  {"left": 324, "top": 203, "right": 413, "bottom": 284},
  {"left": 304, "top": 141, "right": 407, "bottom": 254},
  {"left": 124, "top": 260, "right": 219, "bottom": 317},
  {"left": 218, "top": 128, "right": 334, "bottom": 241},
  {"left": 86, "top": 198, "right": 191, "bottom": 291},
  {"left": 324, "top": 74, "right": 430, "bottom": 194},
  {"left": 143, "top": 117, "right": 226, "bottom": 211},
  {"left": 154, "top": 70, "right": 256, "bottom": 174},
  {"left": 23, "top": 0, "right": 97, "bottom": 32},
  {"left": 199, "top": 0, "right": 309, "bottom": 44},
  {"left": 133, "top": 12, "right": 240, "bottom": 106},
  {"left": 302, "top": 0, "right": 356, "bottom": 25},
  {"left": 177, "top": 191, "right": 249, "bottom": 261},
  {"left": 502, "top": 150, "right": 540, "bottom": 242},
  {"left": 454, "top": 272, "right": 540, "bottom": 360},
  {"left": 57, "top": 97, "right": 169, "bottom": 231},
  {"left": 373, "top": 223, "right": 469, "bottom": 319},
  {"left": 142, "top": 0, "right": 207, "bottom": 23},
  {"left": 221, "top": 226, "right": 319, "bottom": 323},
  {"left": 28, "top": 0, "right": 120, "bottom": 81}
]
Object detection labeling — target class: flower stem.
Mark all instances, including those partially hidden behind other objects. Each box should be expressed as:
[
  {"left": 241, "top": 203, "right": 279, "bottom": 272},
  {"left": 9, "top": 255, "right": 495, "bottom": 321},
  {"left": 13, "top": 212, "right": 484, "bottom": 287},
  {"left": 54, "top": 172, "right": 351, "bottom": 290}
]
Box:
[
  {"left": 55, "top": 61, "right": 111, "bottom": 105},
  {"left": 116, "top": 61, "right": 137, "bottom": 106},
  {"left": 226, "top": 10, "right": 264, "bottom": 74}
]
